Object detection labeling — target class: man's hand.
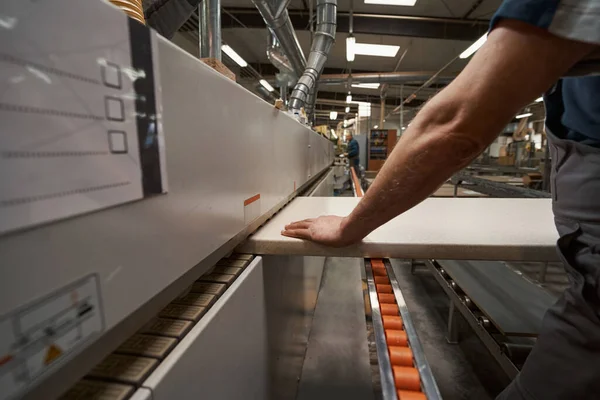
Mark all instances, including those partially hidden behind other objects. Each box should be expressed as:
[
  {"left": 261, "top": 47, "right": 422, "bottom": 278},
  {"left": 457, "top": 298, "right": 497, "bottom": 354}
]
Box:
[{"left": 281, "top": 215, "right": 362, "bottom": 247}]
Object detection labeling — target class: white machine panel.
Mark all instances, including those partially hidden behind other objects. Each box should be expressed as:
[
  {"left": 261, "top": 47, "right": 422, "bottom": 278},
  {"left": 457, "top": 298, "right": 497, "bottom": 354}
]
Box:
[
  {"left": 0, "top": 0, "right": 167, "bottom": 236},
  {"left": 142, "top": 257, "right": 267, "bottom": 400},
  {"left": 0, "top": 2, "right": 332, "bottom": 398},
  {"left": 0, "top": 275, "right": 104, "bottom": 400}
]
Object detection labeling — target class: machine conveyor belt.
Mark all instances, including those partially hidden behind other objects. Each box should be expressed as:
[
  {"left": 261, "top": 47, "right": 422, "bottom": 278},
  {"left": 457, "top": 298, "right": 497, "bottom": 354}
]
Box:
[{"left": 365, "top": 258, "right": 441, "bottom": 400}]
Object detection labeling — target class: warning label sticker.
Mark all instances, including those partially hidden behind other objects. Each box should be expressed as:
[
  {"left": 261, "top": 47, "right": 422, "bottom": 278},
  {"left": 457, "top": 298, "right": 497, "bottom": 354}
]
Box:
[{"left": 0, "top": 274, "right": 104, "bottom": 400}]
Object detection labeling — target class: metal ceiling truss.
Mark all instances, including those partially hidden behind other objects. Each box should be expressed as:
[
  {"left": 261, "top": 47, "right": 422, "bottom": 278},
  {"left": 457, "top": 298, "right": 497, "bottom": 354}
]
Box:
[{"left": 185, "top": 7, "right": 490, "bottom": 41}]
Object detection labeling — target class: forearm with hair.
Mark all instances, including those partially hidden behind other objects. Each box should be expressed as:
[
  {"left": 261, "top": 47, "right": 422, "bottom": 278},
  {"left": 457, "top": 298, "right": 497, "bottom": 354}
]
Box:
[
  {"left": 341, "top": 95, "right": 491, "bottom": 239},
  {"left": 337, "top": 19, "right": 595, "bottom": 242}
]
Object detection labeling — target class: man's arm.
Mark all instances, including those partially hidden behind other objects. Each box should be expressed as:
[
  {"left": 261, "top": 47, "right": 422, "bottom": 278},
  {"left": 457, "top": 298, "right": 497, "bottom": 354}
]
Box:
[{"left": 282, "top": 19, "right": 596, "bottom": 246}]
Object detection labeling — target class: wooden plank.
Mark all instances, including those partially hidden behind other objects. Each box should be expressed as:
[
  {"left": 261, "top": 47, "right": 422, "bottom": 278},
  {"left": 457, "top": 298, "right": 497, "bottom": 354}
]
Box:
[
  {"left": 438, "top": 260, "right": 557, "bottom": 336},
  {"left": 237, "top": 197, "right": 559, "bottom": 262}
]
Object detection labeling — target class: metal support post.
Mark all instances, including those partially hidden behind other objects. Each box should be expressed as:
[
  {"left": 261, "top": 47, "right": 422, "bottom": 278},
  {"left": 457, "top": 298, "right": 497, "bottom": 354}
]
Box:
[{"left": 199, "top": 0, "right": 221, "bottom": 60}]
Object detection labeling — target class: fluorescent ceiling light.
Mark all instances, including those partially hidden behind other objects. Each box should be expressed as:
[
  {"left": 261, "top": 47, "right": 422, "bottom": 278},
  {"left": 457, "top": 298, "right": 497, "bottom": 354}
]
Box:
[
  {"left": 364, "top": 0, "right": 417, "bottom": 5},
  {"left": 259, "top": 79, "right": 274, "bottom": 92},
  {"left": 535, "top": 97, "right": 544, "bottom": 103},
  {"left": 515, "top": 112, "right": 533, "bottom": 119},
  {"left": 354, "top": 43, "right": 400, "bottom": 58},
  {"left": 346, "top": 94, "right": 352, "bottom": 103},
  {"left": 222, "top": 45, "right": 248, "bottom": 67},
  {"left": 346, "top": 36, "right": 355, "bottom": 62},
  {"left": 459, "top": 34, "right": 487, "bottom": 59},
  {"left": 330, "top": 111, "right": 338, "bottom": 120},
  {"left": 352, "top": 83, "right": 381, "bottom": 89},
  {"left": 345, "top": 106, "right": 350, "bottom": 113}
]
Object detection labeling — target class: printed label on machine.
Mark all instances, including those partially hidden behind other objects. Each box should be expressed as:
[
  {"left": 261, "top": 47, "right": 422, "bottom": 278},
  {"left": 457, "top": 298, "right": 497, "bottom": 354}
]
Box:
[
  {"left": 0, "top": 274, "right": 105, "bottom": 400},
  {"left": 0, "top": 0, "right": 168, "bottom": 236}
]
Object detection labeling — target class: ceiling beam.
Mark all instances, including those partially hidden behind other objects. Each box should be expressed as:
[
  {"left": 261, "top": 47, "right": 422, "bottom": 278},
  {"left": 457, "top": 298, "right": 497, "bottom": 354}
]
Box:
[
  {"left": 186, "top": 8, "right": 490, "bottom": 41},
  {"left": 314, "top": 90, "right": 425, "bottom": 108}
]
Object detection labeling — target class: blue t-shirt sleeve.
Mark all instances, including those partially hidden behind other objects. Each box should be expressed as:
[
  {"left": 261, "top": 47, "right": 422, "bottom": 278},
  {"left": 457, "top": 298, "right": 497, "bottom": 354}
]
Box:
[
  {"left": 490, "top": 0, "right": 561, "bottom": 32},
  {"left": 490, "top": 0, "right": 600, "bottom": 46}
]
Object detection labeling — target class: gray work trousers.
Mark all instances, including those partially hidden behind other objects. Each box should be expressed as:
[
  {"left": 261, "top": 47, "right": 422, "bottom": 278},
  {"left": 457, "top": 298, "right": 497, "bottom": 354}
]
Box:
[{"left": 497, "top": 132, "right": 600, "bottom": 399}]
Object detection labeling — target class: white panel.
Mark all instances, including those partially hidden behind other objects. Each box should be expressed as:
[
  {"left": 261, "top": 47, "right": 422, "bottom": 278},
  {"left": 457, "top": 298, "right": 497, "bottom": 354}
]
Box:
[
  {"left": 142, "top": 258, "right": 268, "bottom": 400},
  {"left": 130, "top": 388, "right": 153, "bottom": 400},
  {"left": 307, "top": 169, "right": 334, "bottom": 197},
  {"left": 0, "top": 2, "right": 332, "bottom": 397},
  {"left": 238, "top": 197, "right": 560, "bottom": 261},
  {"left": 0, "top": 0, "right": 165, "bottom": 235}
]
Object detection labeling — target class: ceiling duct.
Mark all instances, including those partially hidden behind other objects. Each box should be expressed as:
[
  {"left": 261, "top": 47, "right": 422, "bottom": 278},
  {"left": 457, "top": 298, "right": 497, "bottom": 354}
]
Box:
[
  {"left": 289, "top": 0, "right": 337, "bottom": 114},
  {"left": 267, "top": 30, "right": 297, "bottom": 87},
  {"left": 319, "top": 71, "right": 456, "bottom": 85},
  {"left": 252, "top": 0, "right": 306, "bottom": 77}
]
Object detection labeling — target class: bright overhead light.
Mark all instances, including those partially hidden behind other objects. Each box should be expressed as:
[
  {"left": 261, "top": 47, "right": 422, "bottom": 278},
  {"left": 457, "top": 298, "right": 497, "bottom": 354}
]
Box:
[
  {"left": 259, "top": 79, "right": 274, "bottom": 92},
  {"left": 516, "top": 112, "right": 533, "bottom": 119},
  {"left": 459, "top": 34, "right": 487, "bottom": 59},
  {"left": 346, "top": 94, "right": 352, "bottom": 103},
  {"left": 535, "top": 97, "right": 544, "bottom": 103},
  {"left": 364, "top": 0, "right": 417, "bottom": 4},
  {"left": 222, "top": 45, "right": 248, "bottom": 67},
  {"left": 345, "top": 106, "right": 350, "bottom": 113},
  {"left": 352, "top": 83, "right": 381, "bottom": 89},
  {"left": 374, "top": 125, "right": 379, "bottom": 129},
  {"left": 330, "top": 111, "right": 338, "bottom": 120},
  {"left": 354, "top": 43, "right": 400, "bottom": 58},
  {"left": 346, "top": 36, "right": 355, "bottom": 62}
]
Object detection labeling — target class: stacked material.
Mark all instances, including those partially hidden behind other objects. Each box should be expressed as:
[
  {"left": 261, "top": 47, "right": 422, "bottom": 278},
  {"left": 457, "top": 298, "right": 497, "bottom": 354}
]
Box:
[
  {"left": 372, "top": 258, "right": 427, "bottom": 400},
  {"left": 107, "top": 0, "right": 146, "bottom": 24}
]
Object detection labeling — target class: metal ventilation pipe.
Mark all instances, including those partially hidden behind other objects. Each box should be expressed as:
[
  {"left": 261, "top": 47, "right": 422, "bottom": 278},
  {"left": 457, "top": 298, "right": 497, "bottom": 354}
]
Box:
[
  {"left": 199, "top": 0, "right": 221, "bottom": 59},
  {"left": 319, "top": 71, "right": 455, "bottom": 85},
  {"left": 289, "top": 0, "right": 337, "bottom": 112},
  {"left": 252, "top": 0, "right": 306, "bottom": 77},
  {"left": 266, "top": 30, "right": 294, "bottom": 76}
]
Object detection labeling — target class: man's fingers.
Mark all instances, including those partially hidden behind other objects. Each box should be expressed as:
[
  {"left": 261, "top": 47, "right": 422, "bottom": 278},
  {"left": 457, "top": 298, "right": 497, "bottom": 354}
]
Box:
[
  {"left": 281, "top": 228, "right": 312, "bottom": 240},
  {"left": 284, "top": 219, "right": 314, "bottom": 230}
]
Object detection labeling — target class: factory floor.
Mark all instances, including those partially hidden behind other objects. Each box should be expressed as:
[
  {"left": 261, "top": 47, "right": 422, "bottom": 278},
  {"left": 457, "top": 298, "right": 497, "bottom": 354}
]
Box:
[{"left": 295, "top": 257, "right": 568, "bottom": 400}]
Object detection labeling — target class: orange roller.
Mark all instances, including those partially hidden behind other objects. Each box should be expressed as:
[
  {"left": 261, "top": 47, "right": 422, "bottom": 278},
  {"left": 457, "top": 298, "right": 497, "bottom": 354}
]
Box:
[
  {"left": 393, "top": 366, "right": 421, "bottom": 391},
  {"left": 372, "top": 267, "right": 388, "bottom": 277},
  {"left": 378, "top": 293, "right": 396, "bottom": 304},
  {"left": 374, "top": 276, "right": 390, "bottom": 284},
  {"left": 376, "top": 284, "right": 393, "bottom": 294},
  {"left": 385, "top": 329, "right": 408, "bottom": 346},
  {"left": 397, "top": 390, "right": 426, "bottom": 400},
  {"left": 381, "top": 303, "right": 399, "bottom": 316},
  {"left": 389, "top": 346, "right": 413, "bottom": 366},
  {"left": 382, "top": 315, "right": 403, "bottom": 330},
  {"left": 371, "top": 259, "right": 385, "bottom": 268}
]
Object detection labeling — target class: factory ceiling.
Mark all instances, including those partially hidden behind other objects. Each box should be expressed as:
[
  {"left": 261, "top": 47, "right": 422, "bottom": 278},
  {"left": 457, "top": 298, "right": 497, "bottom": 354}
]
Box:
[{"left": 174, "top": 0, "right": 503, "bottom": 123}]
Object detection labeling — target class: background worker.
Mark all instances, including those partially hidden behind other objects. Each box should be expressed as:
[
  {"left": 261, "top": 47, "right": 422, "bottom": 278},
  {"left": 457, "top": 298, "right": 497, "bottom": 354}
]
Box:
[
  {"left": 283, "top": 2, "right": 600, "bottom": 398},
  {"left": 345, "top": 132, "right": 360, "bottom": 173}
]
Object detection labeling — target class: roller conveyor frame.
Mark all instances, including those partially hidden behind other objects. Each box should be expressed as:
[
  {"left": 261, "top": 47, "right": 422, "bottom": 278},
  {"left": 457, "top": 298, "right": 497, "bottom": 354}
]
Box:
[
  {"left": 366, "top": 259, "right": 442, "bottom": 400},
  {"left": 425, "top": 260, "right": 521, "bottom": 379}
]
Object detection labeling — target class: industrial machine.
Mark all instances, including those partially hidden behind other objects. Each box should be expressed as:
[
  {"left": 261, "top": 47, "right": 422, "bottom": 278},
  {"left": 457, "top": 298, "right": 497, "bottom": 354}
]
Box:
[{"left": 1, "top": 1, "right": 562, "bottom": 400}]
